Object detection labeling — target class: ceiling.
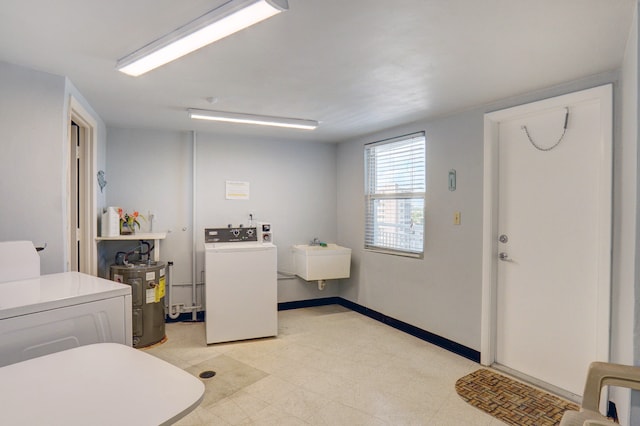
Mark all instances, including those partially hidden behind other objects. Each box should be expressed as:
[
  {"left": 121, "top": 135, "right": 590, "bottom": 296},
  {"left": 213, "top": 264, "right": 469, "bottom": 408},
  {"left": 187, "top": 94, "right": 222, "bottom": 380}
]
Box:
[{"left": 0, "top": 0, "right": 635, "bottom": 143}]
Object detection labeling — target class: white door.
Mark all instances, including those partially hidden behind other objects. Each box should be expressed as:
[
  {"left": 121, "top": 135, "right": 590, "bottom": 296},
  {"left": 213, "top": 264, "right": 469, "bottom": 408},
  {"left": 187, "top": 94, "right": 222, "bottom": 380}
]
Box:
[{"left": 482, "top": 85, "right": 612, "bottom": 397}]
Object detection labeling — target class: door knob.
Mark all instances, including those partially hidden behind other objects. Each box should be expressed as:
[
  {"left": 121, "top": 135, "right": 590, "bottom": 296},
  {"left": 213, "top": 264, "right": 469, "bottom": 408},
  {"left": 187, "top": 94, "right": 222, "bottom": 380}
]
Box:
[
  {"left": 499, "top": 252, "right": 509, "bottom": 261},
  {"left": 499, "top": 234, "right": 508, "bottom": 243}
]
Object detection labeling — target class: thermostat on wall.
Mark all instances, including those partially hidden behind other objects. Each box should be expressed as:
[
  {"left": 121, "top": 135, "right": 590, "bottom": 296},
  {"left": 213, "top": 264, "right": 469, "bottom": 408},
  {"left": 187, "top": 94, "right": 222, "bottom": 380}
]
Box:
[{"left": 448, "top": 169, "right": 456, "bottom": 191}]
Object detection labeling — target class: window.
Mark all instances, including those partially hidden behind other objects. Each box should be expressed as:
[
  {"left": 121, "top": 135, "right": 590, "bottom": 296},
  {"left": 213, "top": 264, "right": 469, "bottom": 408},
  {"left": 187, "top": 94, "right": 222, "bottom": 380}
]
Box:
[{"left": 364, "top": 132, "right": 426, "bottom": 257}]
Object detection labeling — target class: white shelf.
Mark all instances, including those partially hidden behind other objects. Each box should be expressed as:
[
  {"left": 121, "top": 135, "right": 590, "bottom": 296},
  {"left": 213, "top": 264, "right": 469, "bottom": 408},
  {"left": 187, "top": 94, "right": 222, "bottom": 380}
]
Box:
[
  {"left": 96, "top": 233, "right": 167, "bottom": 261},
  {"left": 96, "top": 232, "right": 166, "bottom": 241}
]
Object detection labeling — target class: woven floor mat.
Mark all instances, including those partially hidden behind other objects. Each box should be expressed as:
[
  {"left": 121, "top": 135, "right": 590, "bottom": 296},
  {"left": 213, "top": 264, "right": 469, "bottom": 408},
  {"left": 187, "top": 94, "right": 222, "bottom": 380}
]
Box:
[{"left": 455, "top": 369, "right": 580, "bottom": 426}]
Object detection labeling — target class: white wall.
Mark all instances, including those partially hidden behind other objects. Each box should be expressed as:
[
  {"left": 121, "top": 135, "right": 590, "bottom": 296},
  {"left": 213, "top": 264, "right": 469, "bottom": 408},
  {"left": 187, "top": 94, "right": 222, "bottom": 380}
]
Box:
[
  {"left": 0, "top": 62, "right": 65, "bottom": 273},
  {"left": 622, "top": 2, "right": 640, "bottom": 424},
  {"left": 337, "top": 114, "right": 484, "bottom": 350},
  {"left": 105, "top": 127, "right": 342, "bottom": 309},
  {"left": 337, "top": 71, "right": 623, "bottom": 353},
  {"left": 194, "top": 132, "right": 340, "bottom": 304},
  {"left": 103, "top": 127, "right": 193, "bottom": 282},
  {"left": 0, "top": 62, "right": 106, "bottom": 274},
  {"left": 616, "top": 0, "right": 638, "bottom": 370}
]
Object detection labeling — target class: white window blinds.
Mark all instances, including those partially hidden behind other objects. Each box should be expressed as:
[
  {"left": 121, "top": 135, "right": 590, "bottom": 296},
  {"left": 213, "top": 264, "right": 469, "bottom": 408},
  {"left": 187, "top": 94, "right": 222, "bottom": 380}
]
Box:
[{"left": 364, "top": 132, "right": 426, "bottom": 257}]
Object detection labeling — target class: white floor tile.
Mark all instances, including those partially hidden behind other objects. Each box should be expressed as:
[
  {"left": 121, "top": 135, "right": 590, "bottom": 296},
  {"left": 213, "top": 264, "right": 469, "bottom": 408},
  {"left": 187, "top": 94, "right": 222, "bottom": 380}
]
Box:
[{"left": 150, "top": 306, "right": 505, "bottom": 425}]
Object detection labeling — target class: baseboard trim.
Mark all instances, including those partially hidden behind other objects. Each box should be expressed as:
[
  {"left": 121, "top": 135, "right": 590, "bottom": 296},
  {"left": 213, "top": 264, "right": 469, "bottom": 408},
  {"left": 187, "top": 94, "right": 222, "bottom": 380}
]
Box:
[
  {"left": 278, "top": 297, "right": 343, "bottom": 311},
  {"left": 279, "top": 297, "right": 480, "bottom": 363},
  {"left": 165, "top": 297, "right": 479, "bottom": 362},
  {"left": 165, "top": 311, "right": 205, "bottom": 323}
]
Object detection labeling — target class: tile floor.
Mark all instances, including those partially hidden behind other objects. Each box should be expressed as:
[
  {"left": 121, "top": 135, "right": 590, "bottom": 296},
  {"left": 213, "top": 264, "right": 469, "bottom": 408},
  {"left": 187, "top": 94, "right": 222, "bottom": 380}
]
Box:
[{"left": 144, "top": 305, "right": 507, "bottom": 425}]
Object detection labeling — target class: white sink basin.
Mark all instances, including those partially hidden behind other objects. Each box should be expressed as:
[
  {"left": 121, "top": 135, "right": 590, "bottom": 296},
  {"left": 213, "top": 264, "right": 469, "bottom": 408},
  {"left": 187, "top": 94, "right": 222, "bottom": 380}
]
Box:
[{"left": 293, "top": 244, "right": 351, "bottom": 281}]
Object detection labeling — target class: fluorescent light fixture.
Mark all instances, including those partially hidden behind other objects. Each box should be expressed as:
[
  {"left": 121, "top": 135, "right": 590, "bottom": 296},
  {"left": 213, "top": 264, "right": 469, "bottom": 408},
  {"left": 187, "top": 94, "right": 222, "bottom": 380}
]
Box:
[
  {"left": 188, "top": 108, "right": 319, "bottom": 130},
  {"left": 116, "top": 0, "right": 288, "bottom": 76}
]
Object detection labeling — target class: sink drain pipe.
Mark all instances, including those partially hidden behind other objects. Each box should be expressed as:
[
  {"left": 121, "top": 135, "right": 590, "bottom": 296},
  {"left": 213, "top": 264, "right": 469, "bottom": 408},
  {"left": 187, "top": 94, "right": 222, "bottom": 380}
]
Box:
[{"left": 318, "top": 279, "right": 326, "bottom": 290}]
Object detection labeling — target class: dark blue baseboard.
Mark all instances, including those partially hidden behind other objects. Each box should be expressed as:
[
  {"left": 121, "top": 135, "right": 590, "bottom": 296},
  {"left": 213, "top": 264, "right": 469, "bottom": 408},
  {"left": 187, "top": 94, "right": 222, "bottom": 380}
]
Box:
[
  {"left": 278, "top": 297, "right": 343, "bottom": 311},
  {"left": 166, "top": 297, "right": 480, "bottom": 362},
  {"left": 279, "top": 297, "right": 481, "bottom": 363},
  {"left": 165, "top": 311, "right": 205, "bottom": 323}
]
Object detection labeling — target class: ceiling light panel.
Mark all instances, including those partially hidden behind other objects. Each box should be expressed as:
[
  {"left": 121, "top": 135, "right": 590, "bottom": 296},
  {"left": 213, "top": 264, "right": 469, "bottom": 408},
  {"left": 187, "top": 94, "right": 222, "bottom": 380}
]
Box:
[
  {"left": 188, "top": 109, "right": 319, "bottom": 130},
  {"left": 116, "top": 0, "right": 288, "bottom": 76}
]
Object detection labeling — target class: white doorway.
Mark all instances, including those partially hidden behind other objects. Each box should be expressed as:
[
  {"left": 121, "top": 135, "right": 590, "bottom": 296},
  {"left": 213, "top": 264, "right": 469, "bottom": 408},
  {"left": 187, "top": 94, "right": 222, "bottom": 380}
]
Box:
[
  {"left": 481, "top": 85, "right": 612, "bottom": 399},
  {"left": 69, "top": 121, "right": 82, "bottom": 271},
  {"left": 67, "top": 97, "right": 98, "bottom": 275}
]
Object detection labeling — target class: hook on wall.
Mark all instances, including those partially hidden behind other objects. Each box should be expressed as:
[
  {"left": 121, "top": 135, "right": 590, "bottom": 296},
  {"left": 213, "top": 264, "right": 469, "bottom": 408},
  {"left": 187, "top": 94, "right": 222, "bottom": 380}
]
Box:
[{"left": 521, "top": 107, "right": 570, "bottom": 152}]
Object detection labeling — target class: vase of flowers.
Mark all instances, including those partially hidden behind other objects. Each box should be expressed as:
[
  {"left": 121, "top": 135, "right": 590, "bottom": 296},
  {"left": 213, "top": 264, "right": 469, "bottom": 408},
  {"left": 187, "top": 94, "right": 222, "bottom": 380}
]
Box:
[{"left": 118, "top": 209, "right": 144, "bottom": 235}]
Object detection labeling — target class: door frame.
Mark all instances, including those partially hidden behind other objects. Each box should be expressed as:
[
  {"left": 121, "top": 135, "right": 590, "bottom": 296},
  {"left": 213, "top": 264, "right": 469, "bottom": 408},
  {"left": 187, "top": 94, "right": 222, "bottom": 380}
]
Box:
[
  {"left": 480, "top": 84, "right": 613, "bottom": 368},
  {"left": 67, "top": 96, "right": 98, "bottom": 276}
]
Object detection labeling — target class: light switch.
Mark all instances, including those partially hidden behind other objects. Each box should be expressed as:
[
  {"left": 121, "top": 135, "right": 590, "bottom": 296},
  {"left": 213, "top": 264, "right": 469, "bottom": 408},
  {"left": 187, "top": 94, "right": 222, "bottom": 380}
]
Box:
[{"left": 453, "top": 211, "right": 461, "bottom": 225}]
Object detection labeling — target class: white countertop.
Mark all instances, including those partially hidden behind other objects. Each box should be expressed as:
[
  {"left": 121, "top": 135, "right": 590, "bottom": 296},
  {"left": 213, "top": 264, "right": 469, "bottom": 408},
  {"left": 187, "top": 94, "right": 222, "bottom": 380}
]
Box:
[
  {"left": 96, "top": 233, "right": 167, "bottom": 261},
  {"left": 0, "top": 342, "right": 204, "bottom": 425},
  {"left": 96, "top": 232, "right": 167, "bottom": 241},
  {"left": 0, "top": 272, "right": 130, "bottom": 320}
]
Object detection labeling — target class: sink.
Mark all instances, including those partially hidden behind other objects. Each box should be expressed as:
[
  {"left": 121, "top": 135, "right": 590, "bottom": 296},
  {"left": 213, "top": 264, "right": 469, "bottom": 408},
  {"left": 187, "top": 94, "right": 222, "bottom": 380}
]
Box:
[{"left": 292, "top": 244, "right": 351, "bottom": 281}]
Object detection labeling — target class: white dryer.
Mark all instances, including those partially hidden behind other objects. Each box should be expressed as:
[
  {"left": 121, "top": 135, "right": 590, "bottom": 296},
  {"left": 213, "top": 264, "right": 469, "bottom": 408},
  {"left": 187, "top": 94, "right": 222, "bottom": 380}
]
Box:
[
  {"left": 0, "top": 272, "right": 132, "bottom": 367},
  {"left": 204, "top": 227, "right": 277, "bottom": 344}
]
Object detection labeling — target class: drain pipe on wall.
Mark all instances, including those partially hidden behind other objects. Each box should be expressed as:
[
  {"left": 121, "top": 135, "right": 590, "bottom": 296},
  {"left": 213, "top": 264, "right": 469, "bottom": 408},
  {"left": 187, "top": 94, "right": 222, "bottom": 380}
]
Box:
[
  {"left": 166, "top": 261, "right": 181, "bottom": 319},
  {"left": 191, "top": 130, "right": 198, "bottom": 322}
]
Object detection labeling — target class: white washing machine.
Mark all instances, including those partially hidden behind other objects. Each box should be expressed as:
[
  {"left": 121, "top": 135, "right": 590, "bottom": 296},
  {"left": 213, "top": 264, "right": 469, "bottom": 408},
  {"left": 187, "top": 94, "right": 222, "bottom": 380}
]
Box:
[{"left": 204, "top": 227, "right": 277, "bottom": 344}]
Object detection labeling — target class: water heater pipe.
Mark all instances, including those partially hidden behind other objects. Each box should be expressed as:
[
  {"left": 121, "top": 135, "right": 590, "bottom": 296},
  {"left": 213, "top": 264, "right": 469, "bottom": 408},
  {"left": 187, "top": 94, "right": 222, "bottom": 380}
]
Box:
[
  {"left": 191, "top": 130, "right": 198, "bottom": 321},
  {"left": 167, "top": 261, "right": 180, "bottom": 319}
]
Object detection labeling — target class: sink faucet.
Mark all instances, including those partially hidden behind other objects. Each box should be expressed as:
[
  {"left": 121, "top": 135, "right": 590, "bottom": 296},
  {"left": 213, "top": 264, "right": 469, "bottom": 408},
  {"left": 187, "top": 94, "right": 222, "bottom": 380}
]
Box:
[{"left": 310, "top": 237, "right": 320, "bottom": 246}]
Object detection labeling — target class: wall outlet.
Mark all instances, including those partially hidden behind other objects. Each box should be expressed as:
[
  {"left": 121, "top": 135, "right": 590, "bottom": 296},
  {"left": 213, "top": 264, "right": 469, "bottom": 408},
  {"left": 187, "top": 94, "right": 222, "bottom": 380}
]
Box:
[
  {"left": 454, "top": 211, "right": 461, "bottom": 225},
  {"left": 148, "top": 211, "right": 155, "bottom": 232}
]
